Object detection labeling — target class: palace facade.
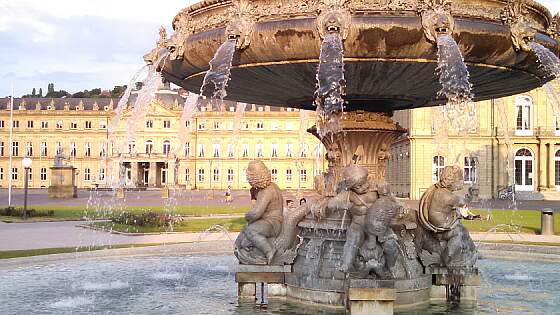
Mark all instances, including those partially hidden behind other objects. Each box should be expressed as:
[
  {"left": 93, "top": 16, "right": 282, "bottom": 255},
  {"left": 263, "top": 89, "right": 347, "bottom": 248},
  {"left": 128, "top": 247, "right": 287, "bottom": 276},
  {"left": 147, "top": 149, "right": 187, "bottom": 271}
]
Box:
[
  {"left": 388, "top": 81, "right": 560, "bottom": 200},
  {"left": 0, "top": 88, "right": 324, "bottom": 191}
]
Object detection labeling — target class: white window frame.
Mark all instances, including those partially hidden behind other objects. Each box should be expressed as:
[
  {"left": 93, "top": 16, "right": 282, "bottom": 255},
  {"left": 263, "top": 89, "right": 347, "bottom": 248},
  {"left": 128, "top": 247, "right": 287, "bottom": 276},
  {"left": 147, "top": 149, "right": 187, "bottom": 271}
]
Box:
[
  {"left": 432, "top": 155, "right": 445, "bottom": 183},
  {"left": 515, "top": 96, "right": 533, "bottom": 136}
]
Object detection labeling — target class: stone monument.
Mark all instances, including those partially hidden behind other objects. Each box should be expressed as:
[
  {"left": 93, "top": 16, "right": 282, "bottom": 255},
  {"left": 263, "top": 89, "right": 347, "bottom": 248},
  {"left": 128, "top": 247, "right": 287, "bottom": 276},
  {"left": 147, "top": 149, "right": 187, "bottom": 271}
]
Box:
[{"left": 48, "top": 152, "right": 78, "bottom": 198}]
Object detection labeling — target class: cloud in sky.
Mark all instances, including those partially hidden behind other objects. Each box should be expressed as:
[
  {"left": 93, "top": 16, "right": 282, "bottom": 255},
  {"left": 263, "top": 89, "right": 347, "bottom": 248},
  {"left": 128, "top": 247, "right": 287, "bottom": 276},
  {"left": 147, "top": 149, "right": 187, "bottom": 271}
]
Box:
[{"left": 1, "top": 0, "right": 560, "bottom": 97}]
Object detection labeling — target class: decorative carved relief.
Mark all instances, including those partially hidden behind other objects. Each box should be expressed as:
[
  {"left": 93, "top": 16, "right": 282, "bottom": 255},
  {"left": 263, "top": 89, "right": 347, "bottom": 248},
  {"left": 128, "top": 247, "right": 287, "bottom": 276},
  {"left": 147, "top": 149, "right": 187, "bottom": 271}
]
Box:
[
  {"left": 548, "top": 13, "right": 560, "bottom": 39},
  {"left": 225, "top": 0, "right": 255, "bottom": 50},
  {"left": 317, "top": 0, "right": 352, "bottom": 40},
  {"left": 168, "top": 10, "right": 194, "bottom": 60},
  {"left": 351, "top": 0, "right": 418, "bottom": 12},
  {"left": 143, "top": 26, "right": 169, "bottom": 65},
  {"left": 418, "top": 0, "right": 455, "bottom": 44},
  {"left": 501, "top": 0, "right": 536, "bottom": 52}
]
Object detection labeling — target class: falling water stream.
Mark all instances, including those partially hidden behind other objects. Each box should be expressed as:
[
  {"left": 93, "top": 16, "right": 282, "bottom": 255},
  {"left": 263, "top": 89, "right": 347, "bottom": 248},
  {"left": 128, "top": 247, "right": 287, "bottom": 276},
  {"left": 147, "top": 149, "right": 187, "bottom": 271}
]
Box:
[
  {"left": 529, "top": 42, "right": 560, "bottom": 77},
  {"left": 108, "top": 65, "right": 149, "bottom": 134},
  {"left": 315, "top": 33, "right": 346, "bottom": 139},
  {"left": 199, "top": 39, "right": 237, "bottom": 111}
]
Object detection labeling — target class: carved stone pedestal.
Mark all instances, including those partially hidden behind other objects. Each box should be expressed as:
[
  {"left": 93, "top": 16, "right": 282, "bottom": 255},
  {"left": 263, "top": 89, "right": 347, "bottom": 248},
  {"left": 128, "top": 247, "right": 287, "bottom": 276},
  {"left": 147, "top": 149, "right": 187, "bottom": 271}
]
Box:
[
  {"left": 310, "top": 111, "right": 405, "bottom": 196},
  {"left": 236, "top": 265, "right": 291, "bottom": 303},
  {"left": 48, "top": 167, "right": 77, "bottom": 198},
  {"left": 347, "top": 287, "right": 396, "bottom": 315},
  {"left": 430, "top": 267, "right": 480, "bottom": 304}
]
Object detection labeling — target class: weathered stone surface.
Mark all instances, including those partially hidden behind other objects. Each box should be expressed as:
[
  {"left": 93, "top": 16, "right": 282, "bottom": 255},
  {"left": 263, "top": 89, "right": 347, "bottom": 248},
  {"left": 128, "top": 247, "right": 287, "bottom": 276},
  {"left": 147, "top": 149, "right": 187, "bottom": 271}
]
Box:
[
  {"left": 235, "top": 272, "right": 285, "bottom": 283},
  {"left": 347, "top": 288, "right": 396, "bottom": 301}
]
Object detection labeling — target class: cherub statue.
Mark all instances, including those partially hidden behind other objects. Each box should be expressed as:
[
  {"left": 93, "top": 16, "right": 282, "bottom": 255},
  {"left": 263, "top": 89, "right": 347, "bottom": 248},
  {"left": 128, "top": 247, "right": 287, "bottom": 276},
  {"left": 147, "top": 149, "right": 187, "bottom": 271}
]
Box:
[
  {"left": 313, "top": 164, "right": 378, "bottom": 273},
  {"left": 234, "top": 161, "right": 284, "bottom": 264},
  {"left": 53, "top": 152, "right": 70, "bottom": 167},
  {"left": 357, "top": 182, "right": 400, "bottom": 278},
  {"left": 416, "top": 165, "right": 477, "bottom": 268}
]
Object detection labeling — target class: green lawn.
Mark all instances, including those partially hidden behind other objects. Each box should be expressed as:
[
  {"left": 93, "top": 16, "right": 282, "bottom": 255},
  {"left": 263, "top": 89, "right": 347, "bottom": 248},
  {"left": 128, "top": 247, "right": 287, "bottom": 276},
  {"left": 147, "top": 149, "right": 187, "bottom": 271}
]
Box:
[
  {"left": 0, "top": 243, "right": 170, "bottom": 260},
  {"left": 91, "top": 217, "right": 247, "bottom": 234},
  {"left": 463, "top": 209, "right": 560, "bottom": 234},
  {"left": 1, "top": 205, "right": 249, "bottom": 221}
]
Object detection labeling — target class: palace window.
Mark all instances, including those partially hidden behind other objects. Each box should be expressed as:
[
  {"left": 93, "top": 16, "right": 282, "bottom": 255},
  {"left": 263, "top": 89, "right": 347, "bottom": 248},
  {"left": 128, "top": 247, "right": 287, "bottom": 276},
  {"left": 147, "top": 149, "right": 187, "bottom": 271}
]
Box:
[
  {"left": 99, "top": 121, "right": 107, "bottom": 129},
  {"left": 41, "top": 121, "right": 48, "bottom": 129},
  {"left": 0, "top": 141, "right": 4, "bottom": 156},
  {"left": 41, "top": 142, "right": 48, "bottom": 157},
  {"left": 27, "top": 168, "right": 32, "bottom": 181},
  {"left": 185, "top": 169, "right": 191, "bottom": 182},
  {"left": 464, "top": 156, "right": 477, "bottom": 183},
  {"left": 70, "top": 142, "right": 77, "bottom": 157},
  {"left": 163, "top": 120, "right": 171, "bottom": 128},
  {"left": 145, "top": 140, "right": 153, "bottom": 155},
  {"left": 27, "top": 121, "right": 33, "bottom": 128},
  {"left": 229, "top": 106, "right": 235, "bottom": 112},
  {"left": 286, "top": 122, "right": 294, "bottom": 130},
  {"left": 243, "top": 121, "right": 249, "bottom": 130},
  {"left": 71, "top": 121, "right": 78, "bottom": 129},
  {"left": 515, "top": 96, "right": 532, "bottom": 136},
  {"left": 432, "top": 156, "right": 445, "bottom": 183},
  {"left": 198, "top": 122, "right": 205, "bottom": 130},
  {"left": 242, "top": 144, "right": 249, "bottom": 157},
  {"left": 300, "top": 169, "right": 307, "bottom": 182},
  {"left": 257, "top": 106, "right": 264, "bottom": 112},
  {"left": 286, "top": 143, "right": 293, "bottom": 157},
  {"left": 26, "top": 142, "right": 33, "bottom": 157},
  {"left": 163, "top": 140, "right": 171, "bottom": 155},
  {"left": 185, "top": 142, "right": 190, "bottom": 157},
  {"left": 12, "top": 168, "right": 18, "bottom": 180},
  {"left": 0, "top": 120, "right": 4, "bottom": 128},
  {"left": 300, "top": 143, "right": 308, "bottom": 158},
  {"left": 198, "top": 144, "right": 205, "bottom": 157},
  {"left": 213, "top": 169, "right": 220, "bottom": 182},
  {"left": 55, "top": 142, "right": 62, "bottom": 155},
  {"left": 185, "top": 120, "right": 191, "bottom": 128},
  {"left": 555, "top": 116, "right": 560, "bottom": 136},
  {"left": 84, "top": 168, "right": 91, "bottom": 181},
  {"left": 214, "top": 121, "right": 220, "bottom": 130},
  {"left": 271, "top": 122, "right": 279, "bottom": 130},
  {"left": 256, "top": 122, "right": 264, "bottom": 130},
  {"left": 256, "top": 143, "right": 264, "bottom": 157},
  {"left": 271, "top": 143, "right": 278, "bottom": 158},
  {"left": 12, "top": 141, "right": 19, "bottom": 157},
  {"left": 0, "top": 167, "right": 3, "bottom": 180},
  {"left": 99, "top": 168, "right": 105, "bottom": 181},
  {"left": 84, "top": 143, "right": 91, "bottom": 157},
  {"left": 128, "top": 141, "right": 136, "bottom": 154},
  {"left": 85, "top": 121, "right": 92, "bottom": 129},
  {"left": 271, "top": 169, "right": 278, "bottom": 182},
  {"left": 286, "top": 169, "right": 292, "bottom": 182},
  {"left": 227, "top": 144, "right": 234, "bottom": 158},
  {"left": 40, "top": 168, "right": 47, "bottom": 181},
  {"left": 99, "top": 143, "right": 106, "bottom": 157},
  {"left": 56, "top": 121, "right": 63, "bottom": 129},
  {"left": 227, "top": 168, "right": 234, "bottom": 182},
  {"left": 12, "top": 120, "right": 19, "bottom": 128},
  {"left": 213, "top": 144, "right": 220, "bottom": 158},
  {"left": 198, "top": 169, "right": 205, "bottom": 182},
  {"left": 146, "top": 120, "right": 153, "bottom": 128}
]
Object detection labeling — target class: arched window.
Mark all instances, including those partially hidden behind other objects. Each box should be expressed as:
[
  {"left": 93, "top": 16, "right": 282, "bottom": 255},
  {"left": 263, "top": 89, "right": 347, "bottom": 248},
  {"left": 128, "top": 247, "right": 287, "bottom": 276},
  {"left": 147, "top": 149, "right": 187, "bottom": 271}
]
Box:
[
  {"left": 515, "top": 96, "right": 532, "bottom": 136},
  {"left": 145, "top": 140, "right": 153, "bottom": 155},
  {"left": 514, "top": 148, "right": 534, "bottom": 191},
  {"left": 464, "top": 156, "right": 477, "bottom": 183},
  {"left": 163, "top": 140, "right": 171, "bottom": 155},
  {"left": 432, "top": 156, "right": 445, "bottom": 183}
]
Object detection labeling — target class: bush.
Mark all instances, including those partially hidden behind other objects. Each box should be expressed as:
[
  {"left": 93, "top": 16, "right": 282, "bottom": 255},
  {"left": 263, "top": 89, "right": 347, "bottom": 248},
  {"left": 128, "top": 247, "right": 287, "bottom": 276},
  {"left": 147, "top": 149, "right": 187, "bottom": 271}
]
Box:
[
  {"left": 0, "top": 207, "right": 55, "bottom": 218},
  {"left": 111, "top": 211, "right": 183, "bottom": 227}
]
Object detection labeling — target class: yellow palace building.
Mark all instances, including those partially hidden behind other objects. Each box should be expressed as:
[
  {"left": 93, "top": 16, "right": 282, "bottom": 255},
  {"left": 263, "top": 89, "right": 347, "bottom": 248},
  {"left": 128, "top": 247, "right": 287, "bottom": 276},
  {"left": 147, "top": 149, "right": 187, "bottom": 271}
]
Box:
[
  {"left": 0, "top": 87, "right": 323, "bottom": 191},
  {"left": 388, "top": 81, "right": 560, "bottom": 200}
]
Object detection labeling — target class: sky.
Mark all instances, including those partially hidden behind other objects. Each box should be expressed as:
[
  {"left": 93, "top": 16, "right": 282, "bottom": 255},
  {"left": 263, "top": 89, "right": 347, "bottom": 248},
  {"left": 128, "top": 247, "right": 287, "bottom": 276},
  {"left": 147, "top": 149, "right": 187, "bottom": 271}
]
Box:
[{"left": 1, "top": 0, "right": 559, "bottom": 97}]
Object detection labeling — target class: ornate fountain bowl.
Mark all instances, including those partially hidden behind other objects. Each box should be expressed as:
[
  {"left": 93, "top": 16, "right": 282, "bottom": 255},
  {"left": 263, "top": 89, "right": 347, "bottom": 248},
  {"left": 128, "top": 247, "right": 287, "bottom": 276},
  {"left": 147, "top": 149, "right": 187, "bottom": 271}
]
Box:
[{"left": 159, "top": 0, "right": 559, "bottom": 111}]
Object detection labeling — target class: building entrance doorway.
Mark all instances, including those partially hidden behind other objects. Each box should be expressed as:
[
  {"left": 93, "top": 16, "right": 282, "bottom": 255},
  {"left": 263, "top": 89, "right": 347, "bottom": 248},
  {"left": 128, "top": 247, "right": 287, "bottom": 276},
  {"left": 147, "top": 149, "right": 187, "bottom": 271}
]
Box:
[{"left": 514, "top": 148, "right": 534, "bottom": 191}]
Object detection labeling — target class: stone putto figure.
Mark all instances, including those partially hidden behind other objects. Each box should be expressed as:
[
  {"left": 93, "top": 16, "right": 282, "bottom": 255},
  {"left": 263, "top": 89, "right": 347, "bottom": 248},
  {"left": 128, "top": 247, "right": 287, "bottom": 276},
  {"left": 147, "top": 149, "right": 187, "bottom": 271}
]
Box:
[
  {"left": 313, "top": 164, "right": 378, "bottom": 273},
  {"left": 357, "top": 182, "right": 400, "bottom": 278},
  {"left": 416, "top": 165, "right": 477, "bottom": 268},
  {"left": 235, "top": 161, "right": 284, "bottom": 265},
  {"left": 53, "top": 152, "right": 70, "bottom": 167}
]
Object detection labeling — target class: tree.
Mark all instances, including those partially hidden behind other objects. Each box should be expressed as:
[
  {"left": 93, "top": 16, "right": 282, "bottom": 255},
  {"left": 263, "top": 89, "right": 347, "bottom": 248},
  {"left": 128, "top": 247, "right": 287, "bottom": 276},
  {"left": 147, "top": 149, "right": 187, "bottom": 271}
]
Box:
[
  {"left": 47, "top": 83, "right": 55, "bottom": 94},
  {"left": 32, "top": 88, "right": 36, "bottom": 96},
  {"left": 111, "top": 85, "right": 127, "bottom": 98},
  {"left": 38, "top": 88, "right": 43, "bottom": 97}
]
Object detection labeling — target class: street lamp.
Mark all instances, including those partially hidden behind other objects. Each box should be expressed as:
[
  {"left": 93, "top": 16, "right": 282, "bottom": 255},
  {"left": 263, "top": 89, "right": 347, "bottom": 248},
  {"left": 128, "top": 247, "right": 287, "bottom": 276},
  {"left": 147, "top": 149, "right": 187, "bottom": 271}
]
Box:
[{"left": 22, "top": 157, "right": 32, "bottom": 220}]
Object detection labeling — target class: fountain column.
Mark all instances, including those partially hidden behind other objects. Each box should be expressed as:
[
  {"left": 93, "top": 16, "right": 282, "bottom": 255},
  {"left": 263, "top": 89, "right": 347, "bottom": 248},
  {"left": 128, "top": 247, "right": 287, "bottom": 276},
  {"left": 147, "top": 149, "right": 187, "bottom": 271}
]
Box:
[{"left": 309, "top": 111, "right": 405, "bottom": 195}]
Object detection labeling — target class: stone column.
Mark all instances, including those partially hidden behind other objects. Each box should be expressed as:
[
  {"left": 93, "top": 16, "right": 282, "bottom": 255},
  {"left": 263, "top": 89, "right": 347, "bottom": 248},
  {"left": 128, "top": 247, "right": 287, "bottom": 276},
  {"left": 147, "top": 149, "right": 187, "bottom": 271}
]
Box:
[
  {"left": 548, "top": 143, "right": 556, "bottom": 189},
  {"left": 149, "top": 162, "right": 157, "bottom": 187},
  {"left": 538, "top": 142, "right": 547, "bottom": 191},
  {"left": 131, "top": 162, "right": 138, "bottom": 187}
]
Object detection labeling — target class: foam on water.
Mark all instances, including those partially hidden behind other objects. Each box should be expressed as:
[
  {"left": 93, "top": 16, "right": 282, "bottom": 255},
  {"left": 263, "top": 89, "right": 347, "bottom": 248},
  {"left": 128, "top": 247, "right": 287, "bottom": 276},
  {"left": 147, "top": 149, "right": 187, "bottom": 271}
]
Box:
[
  {"left": 50, "top": 296, "right": 95, "bottom": 309},
  {"left": 151, "top": 271, "right": 183, "bottom": 280},
  {"left": 529, "top": 41, "right": 560, "bottom": 77},
  {"left": 81, "top": 280, "right": 130, "bottom": 291}
]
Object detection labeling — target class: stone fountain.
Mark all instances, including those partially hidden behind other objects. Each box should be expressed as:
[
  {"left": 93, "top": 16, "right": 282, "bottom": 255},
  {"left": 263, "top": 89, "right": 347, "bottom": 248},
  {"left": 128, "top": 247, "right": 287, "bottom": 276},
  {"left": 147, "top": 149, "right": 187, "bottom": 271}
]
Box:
[{"left": 145, "top": 0, "right": 560, "bottom": 313}]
